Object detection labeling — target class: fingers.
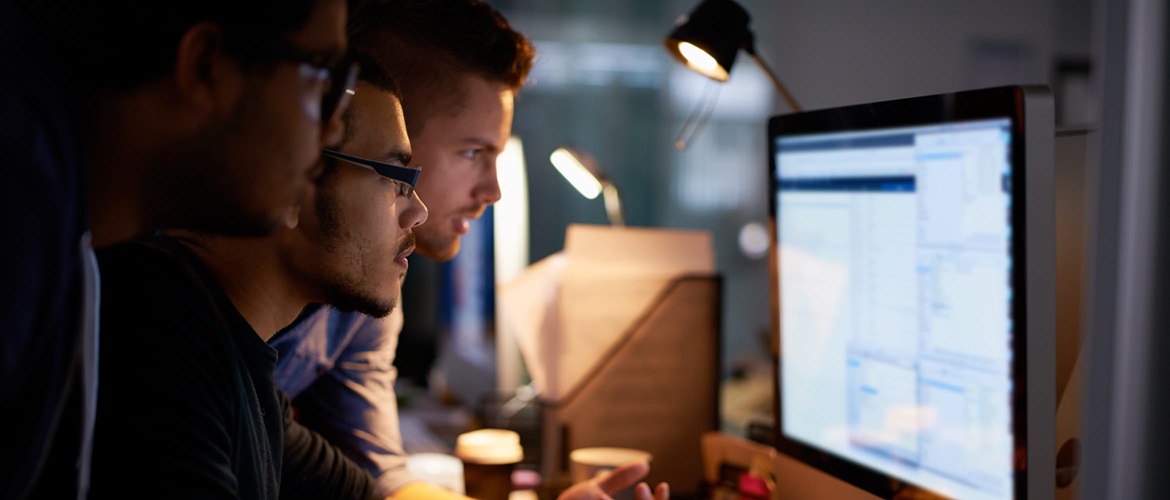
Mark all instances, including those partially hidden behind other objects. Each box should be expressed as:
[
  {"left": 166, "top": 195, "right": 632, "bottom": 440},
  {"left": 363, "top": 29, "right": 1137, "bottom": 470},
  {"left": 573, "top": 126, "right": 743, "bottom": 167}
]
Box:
[
  {"left": 655, "top": 482, "right": 670, "bottom": 500},
  {"left": 635, "top": 482, "right": 652, "bottom": 500},
  {"left": 554, "top": 481, "right": 611, "bottom": 500},
  {"left": 594, "top": 460, "right": 650, "bottom": 493},
  {"left": 634, "top": 481, "right": 670, "bottom": 500}
]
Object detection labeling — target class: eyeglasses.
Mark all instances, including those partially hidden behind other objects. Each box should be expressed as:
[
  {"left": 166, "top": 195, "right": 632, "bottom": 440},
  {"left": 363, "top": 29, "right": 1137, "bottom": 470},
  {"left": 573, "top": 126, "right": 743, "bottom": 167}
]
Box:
[
  {"left": 247, "top": 40, "right": 359, "bottom": 123},
  {"left": 319, "top": 59, "right": 359, "bottom": 124},
  {"left": 322, "top": 149, "right": 421, "bottom": 198}
]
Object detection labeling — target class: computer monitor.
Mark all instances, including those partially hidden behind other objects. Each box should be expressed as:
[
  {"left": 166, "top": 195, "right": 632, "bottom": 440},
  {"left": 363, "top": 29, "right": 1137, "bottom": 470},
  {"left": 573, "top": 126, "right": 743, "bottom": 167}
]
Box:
[{"left": 768, "top": 85, "right": 1054, "bottom": 499}]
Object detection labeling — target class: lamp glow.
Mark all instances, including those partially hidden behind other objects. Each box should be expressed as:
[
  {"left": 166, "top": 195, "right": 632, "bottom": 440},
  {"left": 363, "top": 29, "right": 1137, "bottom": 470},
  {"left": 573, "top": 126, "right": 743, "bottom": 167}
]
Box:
[
  {"left": 664, "top": 0, "right": 801, "bottom": 113},
  {"left": 495, "top": 137, "right": 529, "bottom": 284},
  {"left": 678, "top": 41, "right": 728, "bottom": 81},
  {"left": 550, "top": 148, "right": 603, "bottom": 199}
]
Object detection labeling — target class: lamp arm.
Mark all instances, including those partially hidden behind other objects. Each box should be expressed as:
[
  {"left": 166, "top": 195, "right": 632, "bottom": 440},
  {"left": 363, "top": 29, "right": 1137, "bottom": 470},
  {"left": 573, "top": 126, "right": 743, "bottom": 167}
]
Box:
[
  {"left": 748, "top": 52, "right": 802, "bottom": 112},
  {"left": 742, "top": 32, "right": 802, "bottom": 112},
  {"left": 601, "top": 182, "right": 625, "bottom": 227}
]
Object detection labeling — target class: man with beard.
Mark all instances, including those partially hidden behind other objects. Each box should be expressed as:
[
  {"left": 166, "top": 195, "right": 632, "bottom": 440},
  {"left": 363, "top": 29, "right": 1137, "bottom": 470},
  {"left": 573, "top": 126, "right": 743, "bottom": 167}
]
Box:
[
  {"left": 269, "top": 1, "right": 669, "bottom": 499},
  {"left": 89, "top": 56, "right": 420, "bottom": 499},
  {"left": 1, "top": 0, "right": 354, "bottom": 496}
]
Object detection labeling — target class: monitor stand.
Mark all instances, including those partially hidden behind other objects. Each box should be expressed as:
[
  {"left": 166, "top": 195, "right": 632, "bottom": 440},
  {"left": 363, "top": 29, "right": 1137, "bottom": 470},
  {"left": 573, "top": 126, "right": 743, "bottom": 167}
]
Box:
[
  {"left": 772, "top": 453, "right": 878, "bottom": 499},
  {"left": 1054, "top": 126, "right": 1092, "bottom": 500}
]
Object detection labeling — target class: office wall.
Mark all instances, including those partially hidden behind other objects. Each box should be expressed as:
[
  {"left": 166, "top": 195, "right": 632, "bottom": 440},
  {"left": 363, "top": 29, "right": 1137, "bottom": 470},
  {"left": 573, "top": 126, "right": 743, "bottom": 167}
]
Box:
[{"left": 745, "top": 0, "right": 1057, "bottom": 112}]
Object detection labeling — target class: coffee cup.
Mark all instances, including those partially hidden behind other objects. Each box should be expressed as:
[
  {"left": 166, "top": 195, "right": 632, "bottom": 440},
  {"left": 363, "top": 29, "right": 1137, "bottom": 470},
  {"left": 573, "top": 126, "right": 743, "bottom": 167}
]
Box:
[
  {"left": 405, "top": 453, "right": 465, "bottom": 495},
  {"left": 569, "top": 447, "right": 653, "bottom": 500},
  {"left": 455, "top": 429, "right": 523, "bottom": 500}
]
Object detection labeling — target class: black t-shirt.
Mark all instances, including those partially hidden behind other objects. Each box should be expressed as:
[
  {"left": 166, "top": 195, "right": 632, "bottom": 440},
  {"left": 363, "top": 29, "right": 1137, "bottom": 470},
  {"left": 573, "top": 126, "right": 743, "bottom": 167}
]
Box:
[{"left": 92, "top": 236, "right": 378, "bottom": 500}]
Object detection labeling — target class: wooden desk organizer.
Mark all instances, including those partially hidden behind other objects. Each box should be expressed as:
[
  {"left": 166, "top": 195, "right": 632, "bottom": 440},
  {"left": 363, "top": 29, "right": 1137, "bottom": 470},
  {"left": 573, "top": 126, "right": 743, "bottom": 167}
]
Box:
[{"left": 537, "top": 275, "right": 722, "bottom": 498}]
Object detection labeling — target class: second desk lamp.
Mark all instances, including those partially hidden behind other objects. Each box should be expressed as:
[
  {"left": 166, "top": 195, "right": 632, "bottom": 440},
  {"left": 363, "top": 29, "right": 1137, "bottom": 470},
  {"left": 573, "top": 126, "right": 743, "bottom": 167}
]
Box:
[{"left": 549, "top": 146, "right": 624, "bottom": 227}]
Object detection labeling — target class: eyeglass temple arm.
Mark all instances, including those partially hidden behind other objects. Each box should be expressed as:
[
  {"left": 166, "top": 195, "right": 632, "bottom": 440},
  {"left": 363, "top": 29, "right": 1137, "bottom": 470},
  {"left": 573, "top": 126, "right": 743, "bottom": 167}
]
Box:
[{"left": 322, "top": 149, "right": 420, "bottom": 186}]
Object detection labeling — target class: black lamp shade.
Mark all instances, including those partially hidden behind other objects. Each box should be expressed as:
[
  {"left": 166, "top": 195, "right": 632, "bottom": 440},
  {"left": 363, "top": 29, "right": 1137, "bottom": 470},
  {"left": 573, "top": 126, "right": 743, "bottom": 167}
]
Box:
[{"left": 664, "top": 0, "right": 752, "bottom": 82}]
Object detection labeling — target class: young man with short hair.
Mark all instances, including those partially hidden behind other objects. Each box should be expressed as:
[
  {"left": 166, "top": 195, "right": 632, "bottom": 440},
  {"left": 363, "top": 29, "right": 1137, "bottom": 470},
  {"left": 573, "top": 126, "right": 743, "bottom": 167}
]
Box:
[
  {"left": 1, "top": 0, "right": 354, "bottom": 496},
  {"left": 90, "top": 57, "right": 422, "bottom": 499},
  {"left": 270, "top": 1, "right": 668, "bottom": 499}
]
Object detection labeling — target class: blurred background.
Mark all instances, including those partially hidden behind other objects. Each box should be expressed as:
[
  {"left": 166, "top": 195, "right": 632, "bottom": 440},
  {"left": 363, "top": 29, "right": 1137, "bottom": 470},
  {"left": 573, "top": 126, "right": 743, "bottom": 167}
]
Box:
[{"left": 394, "top": 0, "right": 1094, "bottom": 442}]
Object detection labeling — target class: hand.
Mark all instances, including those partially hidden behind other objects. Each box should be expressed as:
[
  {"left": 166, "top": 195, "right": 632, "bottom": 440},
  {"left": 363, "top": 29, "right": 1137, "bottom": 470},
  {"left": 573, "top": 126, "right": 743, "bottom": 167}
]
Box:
[{"left": 556, "top": 460, "right": 670, "bottom": 500}]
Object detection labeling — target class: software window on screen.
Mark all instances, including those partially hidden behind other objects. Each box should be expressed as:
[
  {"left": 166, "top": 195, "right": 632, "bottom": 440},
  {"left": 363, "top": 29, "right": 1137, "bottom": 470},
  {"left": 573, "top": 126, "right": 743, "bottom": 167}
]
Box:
[{"left": 776, "top": 118, "right": 1013, "bottom": 500}]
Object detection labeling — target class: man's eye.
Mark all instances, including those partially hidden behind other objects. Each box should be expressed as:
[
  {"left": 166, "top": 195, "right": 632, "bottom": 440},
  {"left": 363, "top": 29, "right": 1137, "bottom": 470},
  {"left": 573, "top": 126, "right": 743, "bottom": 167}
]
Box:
[{"left": 461, "top": 149, "right": 479, "bottom": 159}]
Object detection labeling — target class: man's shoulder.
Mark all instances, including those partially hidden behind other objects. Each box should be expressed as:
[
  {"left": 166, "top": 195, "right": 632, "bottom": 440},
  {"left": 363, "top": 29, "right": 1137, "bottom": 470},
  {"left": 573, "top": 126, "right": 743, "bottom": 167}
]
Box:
[
  {"left": 98, "top": 237, "right": 198, "bottom": 286},
  {"left": 97, "top": 237, "right": 247, "bottom": 383},
  {"left": 271, "top": 307, "right": 400, "bottom": 395},
  {"left": 271, "top": 304, "right": 331, "bottom": 351},
  {"left": 97, "top": 237, "right": 226, "bottom": 334},
  {"left": 274, "top": 307, "right": 399, "bottom": 350}
]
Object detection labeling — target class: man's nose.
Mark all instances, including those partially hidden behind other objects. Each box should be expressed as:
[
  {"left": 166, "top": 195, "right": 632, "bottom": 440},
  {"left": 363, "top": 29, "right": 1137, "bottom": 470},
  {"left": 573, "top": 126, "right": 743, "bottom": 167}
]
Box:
[
  {"left": 403, "top": 192, "right": 428, "bottom": 228},
  {"left": 475, "top": 163, "right": 503, "bottom": 205}
]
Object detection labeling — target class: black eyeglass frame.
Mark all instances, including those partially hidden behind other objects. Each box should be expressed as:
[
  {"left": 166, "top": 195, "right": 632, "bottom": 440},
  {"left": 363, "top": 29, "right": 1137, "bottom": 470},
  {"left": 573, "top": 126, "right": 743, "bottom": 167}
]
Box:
[
  {"left": 240, "top": 39, "right": 359, "bottom": 122},
  {"left": 322, "top": 149, "right": 421, "bottom": 197},
  {"left": 320, "top": 59, "right": 359, "bottom": 123}
]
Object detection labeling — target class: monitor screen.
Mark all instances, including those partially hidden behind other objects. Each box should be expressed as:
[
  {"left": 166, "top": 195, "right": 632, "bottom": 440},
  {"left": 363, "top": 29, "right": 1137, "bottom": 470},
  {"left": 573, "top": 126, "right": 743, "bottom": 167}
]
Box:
[{"left": 768, "top": 86, "right": 1054, "bottom": 499}]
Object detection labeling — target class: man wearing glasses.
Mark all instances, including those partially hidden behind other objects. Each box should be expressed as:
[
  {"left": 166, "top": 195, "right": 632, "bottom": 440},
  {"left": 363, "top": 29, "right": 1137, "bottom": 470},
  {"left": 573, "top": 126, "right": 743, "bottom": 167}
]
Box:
[
  {"left": 90, "top": 42, "right": 660, "bottom": 498},
  {"left": 268, "top": 1, "right": 668, "bottom": 499},
  {"left": 1, "top": 0, "right": 357, "bottom": 497},
  {"left": 89, "top": 53, "right": 423, "bottom": 499}
]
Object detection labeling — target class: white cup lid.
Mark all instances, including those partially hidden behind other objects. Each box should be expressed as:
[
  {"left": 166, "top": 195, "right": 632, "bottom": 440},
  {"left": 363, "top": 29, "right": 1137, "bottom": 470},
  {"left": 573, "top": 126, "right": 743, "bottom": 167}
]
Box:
[
  {"left": 455, "top": 429, "right": 524, "bottom": 464},
  {"left": 569, "top": 447, "right": 652, "bottom": 467},
  {"left": 405, "top": 453, "right": 465, "bottom": 495}
]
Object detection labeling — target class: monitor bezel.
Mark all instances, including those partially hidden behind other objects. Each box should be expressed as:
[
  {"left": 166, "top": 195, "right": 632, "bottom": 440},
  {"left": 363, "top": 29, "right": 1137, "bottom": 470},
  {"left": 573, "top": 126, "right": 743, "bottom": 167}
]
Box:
[{"left": 767, "top": 85, "right": 1054, "bottom": 499}]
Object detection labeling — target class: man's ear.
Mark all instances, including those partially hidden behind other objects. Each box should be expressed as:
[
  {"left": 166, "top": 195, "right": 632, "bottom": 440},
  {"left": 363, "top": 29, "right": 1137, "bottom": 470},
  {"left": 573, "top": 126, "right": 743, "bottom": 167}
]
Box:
[{"left": 171, "top": 22, "right": 241, "bottom": 115}]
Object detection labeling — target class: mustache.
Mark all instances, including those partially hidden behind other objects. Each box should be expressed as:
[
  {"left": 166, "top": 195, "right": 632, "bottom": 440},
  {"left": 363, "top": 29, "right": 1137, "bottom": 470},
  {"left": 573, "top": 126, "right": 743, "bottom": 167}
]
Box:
[
  {"left": 396, "top": 231, "right": 416, "bottom": 257},
  {"left": 452, "top": 204, "right": 488, "bottom": 219}
]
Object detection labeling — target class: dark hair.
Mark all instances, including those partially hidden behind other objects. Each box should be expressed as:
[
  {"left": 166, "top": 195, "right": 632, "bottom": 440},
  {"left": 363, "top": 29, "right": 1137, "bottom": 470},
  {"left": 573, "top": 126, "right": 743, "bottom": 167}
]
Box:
[
  {"left": 346, "top": 0, "right": 535, "bottom": 135},
  {"left": 350, "top": 49, "right": 400, "bottom": 98},
  {"left": 336, "top": 49, "right": 402, "bottom": 148},
  {"left": 58, "top": 0, "right": 319, "bottom": 91}
]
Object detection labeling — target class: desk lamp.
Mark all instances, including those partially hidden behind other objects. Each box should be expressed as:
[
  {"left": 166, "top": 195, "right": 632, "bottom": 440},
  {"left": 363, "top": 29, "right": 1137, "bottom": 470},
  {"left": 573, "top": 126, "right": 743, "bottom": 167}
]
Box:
[
  {"left": 549, "top": 146, "right": 625, "bottom": 227},
  {"left": 665, "top": 0, "right": 802, "bottom": 113}
]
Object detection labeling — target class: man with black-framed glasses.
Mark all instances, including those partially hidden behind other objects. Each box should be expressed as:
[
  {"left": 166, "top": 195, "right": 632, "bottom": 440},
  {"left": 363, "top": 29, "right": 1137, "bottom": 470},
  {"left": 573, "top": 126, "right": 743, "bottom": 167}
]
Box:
[
  {"left": 323, "top": 149, "right": 421, "bottom": 197},
  {"left": 265, "top": 2, "right": 668, "bottom": 499},
  {"left": 88, "top": 54, "right": 424, "bottom": 499},
  {"left": 1, "top": 0, "right": 359, "bottom": 497}
]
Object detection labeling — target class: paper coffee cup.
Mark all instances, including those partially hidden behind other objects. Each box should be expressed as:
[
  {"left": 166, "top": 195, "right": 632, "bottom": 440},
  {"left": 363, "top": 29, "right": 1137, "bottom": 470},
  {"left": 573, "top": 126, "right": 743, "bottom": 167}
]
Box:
[
  {"left": 455, "top": 430, "right": 523, "bottom": 500},
  {"left": 570, "top": 447, "right": 653, "bottom": 500},
  {"left": 406, "top": 453, "right": 465, "bottom": 494}
]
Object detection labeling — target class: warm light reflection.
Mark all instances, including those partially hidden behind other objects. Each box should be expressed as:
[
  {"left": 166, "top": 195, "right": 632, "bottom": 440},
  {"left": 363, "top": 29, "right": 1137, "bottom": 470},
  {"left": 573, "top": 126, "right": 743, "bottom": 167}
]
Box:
[
  {"left": 678, "top": 41, "right": 727, "bottom": 80},
  {"left": 495, "top": 137, "right": 529, "bottom": 283},
  {"left": 550, "top": 148, "right": 602, "bottom": 199},
  {"left": 495, "top": 136, "right": 529, "bottom": 393}
]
